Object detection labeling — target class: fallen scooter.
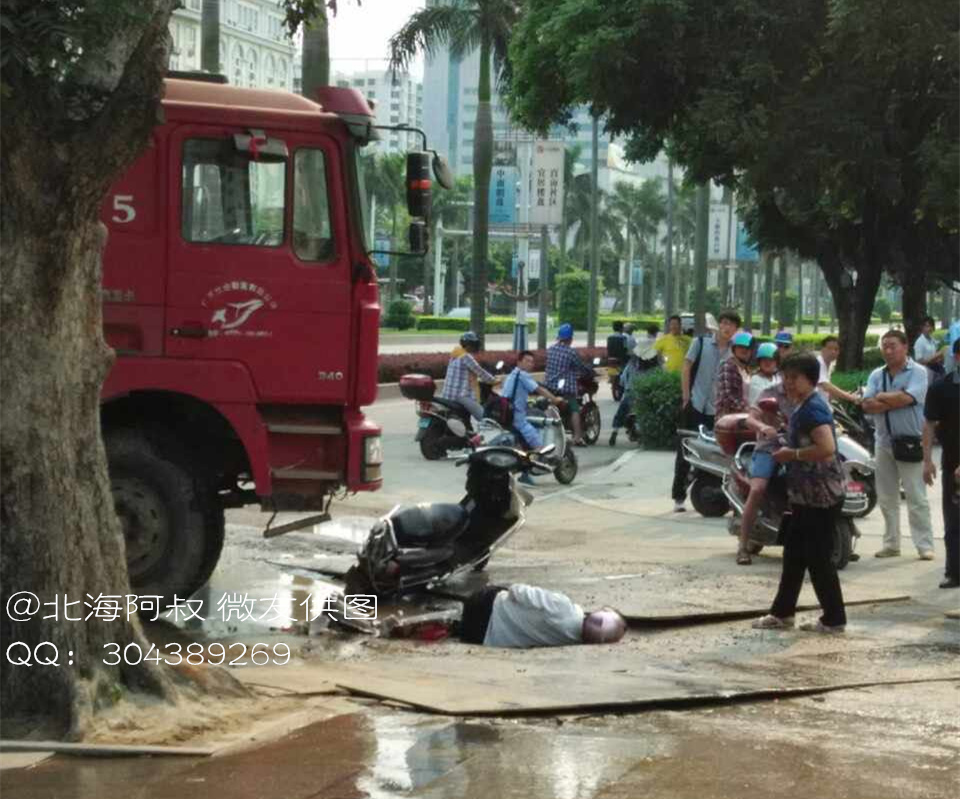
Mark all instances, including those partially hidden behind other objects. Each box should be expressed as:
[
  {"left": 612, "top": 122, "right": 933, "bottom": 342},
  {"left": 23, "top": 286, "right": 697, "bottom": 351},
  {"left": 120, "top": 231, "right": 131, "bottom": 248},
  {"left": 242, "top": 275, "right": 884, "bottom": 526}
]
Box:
[{"left": 343, "top": 442, "right": 556, "bottom": 597}]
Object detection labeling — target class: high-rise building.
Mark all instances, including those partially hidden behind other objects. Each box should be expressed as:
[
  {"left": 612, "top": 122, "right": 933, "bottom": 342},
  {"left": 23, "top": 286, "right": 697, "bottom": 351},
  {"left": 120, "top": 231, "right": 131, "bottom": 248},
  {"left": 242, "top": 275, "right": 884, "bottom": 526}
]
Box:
[
  {"left": 332, "top": 68, "right": 423, "bottom": 156},
  {"left": 420, "top": 23, "right": 668, "bottom": 186},
  {"left": 169, "top": 0, "right": 296, "bottom": 91}
]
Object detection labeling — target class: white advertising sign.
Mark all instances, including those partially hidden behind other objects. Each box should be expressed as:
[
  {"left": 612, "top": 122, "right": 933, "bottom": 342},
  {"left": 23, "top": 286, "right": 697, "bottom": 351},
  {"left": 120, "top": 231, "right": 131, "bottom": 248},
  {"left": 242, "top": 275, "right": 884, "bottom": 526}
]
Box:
[
  {"left": 708, "top": 202, "right": 731, "bottom": 261},
  {"left": 530, "top": 141, "right": 565, "bottom": 226}
]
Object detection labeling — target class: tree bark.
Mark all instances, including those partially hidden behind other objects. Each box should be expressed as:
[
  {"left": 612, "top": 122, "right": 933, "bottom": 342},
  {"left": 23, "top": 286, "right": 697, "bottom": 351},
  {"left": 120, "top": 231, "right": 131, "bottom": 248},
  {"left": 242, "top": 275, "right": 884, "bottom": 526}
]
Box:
[
  {"left": 201, "top": 0, "right": 220, "bottom": 74},
  {"left": 470, "top": 36, "right": 493, "bottom": 346},
  {"left": 901, "top": 275, "right": 927, "bottom": 348},
  {"left": 819, "top": 250, "right": 883, "bottom": 371},
  {"left": 301, "top": 4, "right": 330, "bottom": 98},
  {"left": 0, "top": 2, "right": 181, "bottom": 737}
]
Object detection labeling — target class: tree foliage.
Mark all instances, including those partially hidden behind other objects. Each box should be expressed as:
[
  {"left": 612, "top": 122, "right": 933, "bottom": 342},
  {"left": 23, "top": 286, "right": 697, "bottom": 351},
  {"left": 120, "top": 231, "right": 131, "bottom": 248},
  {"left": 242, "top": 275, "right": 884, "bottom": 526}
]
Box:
[{"left": 505, "top": 0, "right": 959, "bottom": 367}]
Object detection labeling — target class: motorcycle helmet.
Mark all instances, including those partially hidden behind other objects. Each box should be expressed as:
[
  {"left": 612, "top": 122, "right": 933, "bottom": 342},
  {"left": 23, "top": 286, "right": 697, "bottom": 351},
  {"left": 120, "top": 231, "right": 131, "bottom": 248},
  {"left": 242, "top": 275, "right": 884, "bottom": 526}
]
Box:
[
  {"left": 460, "top": 331, "right": 481, "bottom": 349},
  {"left": 731, "top": 331, "right": 753, "bottom": 349},
  {"left": 557, "top": 322, "right": 574, "bottom": 341},
  {"left": 756, "top": 342, "right": 777, "bottom": 360}
]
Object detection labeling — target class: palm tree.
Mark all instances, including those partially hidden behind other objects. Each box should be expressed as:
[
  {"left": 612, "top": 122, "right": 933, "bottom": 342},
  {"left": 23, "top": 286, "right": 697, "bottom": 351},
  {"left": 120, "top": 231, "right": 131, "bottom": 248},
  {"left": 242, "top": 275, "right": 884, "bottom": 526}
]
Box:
[
  {"left": 423, "top": 175, "right": 472, "bottom": 314},
  {"left": 389, "top": 0, "right": 518, "bottom": 345},
  {"left": 631, "top": 178, "right": 666, "bottom": 312},
  {"left": 560, "top": 143, "right": 584, "bottom": 261},
  {"left": 610, "top": 182, "right": 649, "bottom": 311},
  {"left": 300, "top": 3, "right": 330, "bottom": 96},
  {"left": 564, "top": 179, "right": 620, "bottom": 271},
  {"left": 201, "top": 0, "right": 220, "bottom": 74}
]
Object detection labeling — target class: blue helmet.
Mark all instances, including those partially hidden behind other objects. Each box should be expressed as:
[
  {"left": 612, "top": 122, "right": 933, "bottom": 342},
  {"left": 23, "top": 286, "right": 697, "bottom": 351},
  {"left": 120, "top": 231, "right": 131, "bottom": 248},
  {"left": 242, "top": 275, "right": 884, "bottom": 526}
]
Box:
[
  {"left": 756, "top": 342, "right": 777, "bottom": 360},
  {"left": 732, "top": 331, "right": 753, "bottom": 349},
  {"left": 460, "top": 331, "right": 480, "bottom": 347},
  {"left": 774, "top": 331, "right": 794, "bottom": 346},
  {"left": 557, "top": 323, "right": 574, "bottom": 340}
]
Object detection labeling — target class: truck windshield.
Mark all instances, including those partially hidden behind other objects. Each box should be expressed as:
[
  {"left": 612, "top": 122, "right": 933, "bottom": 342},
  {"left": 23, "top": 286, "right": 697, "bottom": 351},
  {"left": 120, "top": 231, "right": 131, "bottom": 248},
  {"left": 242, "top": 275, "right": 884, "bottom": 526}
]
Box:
[{"left": 182, "top": 138, "right": 285, "bottom": 246}]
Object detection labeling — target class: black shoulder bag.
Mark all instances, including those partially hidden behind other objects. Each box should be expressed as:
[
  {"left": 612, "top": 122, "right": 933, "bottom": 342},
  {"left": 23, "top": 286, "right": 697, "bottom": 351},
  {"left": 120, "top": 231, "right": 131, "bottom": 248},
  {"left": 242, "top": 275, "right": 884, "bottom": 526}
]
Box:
[{"left": 882, "top": 369, "right": 923, "bottom": 462}]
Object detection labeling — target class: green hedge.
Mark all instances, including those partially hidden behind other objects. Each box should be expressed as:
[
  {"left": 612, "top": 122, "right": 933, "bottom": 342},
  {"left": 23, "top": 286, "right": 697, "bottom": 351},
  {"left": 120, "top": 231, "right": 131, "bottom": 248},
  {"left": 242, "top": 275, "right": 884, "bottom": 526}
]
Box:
[
  {"left": 630, "top": 370, "right": 682, "bottom": 449},
  {"left": 414, "top": 315, "right": 537, "bottom": 335}
]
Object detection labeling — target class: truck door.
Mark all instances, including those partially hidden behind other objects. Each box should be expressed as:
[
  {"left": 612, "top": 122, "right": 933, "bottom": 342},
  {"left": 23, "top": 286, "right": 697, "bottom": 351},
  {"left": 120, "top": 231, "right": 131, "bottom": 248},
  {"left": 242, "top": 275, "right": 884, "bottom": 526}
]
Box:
[{"left": 165, "top": 125, "right": 352, "bottom": 404}]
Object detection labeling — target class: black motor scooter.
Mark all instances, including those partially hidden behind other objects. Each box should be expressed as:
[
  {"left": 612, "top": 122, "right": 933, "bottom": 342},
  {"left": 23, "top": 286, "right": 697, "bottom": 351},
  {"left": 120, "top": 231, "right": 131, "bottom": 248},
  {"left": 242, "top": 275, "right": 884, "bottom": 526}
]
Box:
[{"left": 344, "top": 442, "right": 555, "bottom": 597}]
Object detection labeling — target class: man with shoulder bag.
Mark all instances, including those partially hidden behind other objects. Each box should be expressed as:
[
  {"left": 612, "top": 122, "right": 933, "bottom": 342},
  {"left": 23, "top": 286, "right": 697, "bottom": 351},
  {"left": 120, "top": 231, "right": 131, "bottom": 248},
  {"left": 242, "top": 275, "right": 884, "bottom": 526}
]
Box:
[{"left": 862, "top": 330, "right": 934, "bottom": 560}]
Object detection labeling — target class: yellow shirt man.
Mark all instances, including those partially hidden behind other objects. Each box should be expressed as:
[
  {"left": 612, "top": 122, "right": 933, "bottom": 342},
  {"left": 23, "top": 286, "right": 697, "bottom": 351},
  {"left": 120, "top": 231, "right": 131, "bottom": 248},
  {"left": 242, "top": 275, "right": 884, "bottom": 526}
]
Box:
[{"left": 655, "top": 333, "right": 692, "bottom": 373}]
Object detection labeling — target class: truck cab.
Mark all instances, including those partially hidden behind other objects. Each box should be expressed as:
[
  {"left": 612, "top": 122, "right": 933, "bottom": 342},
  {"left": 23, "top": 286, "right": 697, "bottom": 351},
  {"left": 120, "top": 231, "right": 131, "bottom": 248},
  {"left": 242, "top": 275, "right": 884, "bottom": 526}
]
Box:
[{"left": 98, "top": 76, "right": 426, "bottom": 604}]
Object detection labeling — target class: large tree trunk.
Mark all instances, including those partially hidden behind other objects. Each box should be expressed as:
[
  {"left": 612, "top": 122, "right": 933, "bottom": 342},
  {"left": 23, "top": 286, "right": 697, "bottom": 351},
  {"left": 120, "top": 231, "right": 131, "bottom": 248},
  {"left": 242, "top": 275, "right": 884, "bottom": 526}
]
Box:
[
  {"left": 820, "top": 250, "right": 883, "bottom": 371},
  {"left": 301, "top": 4, "right": 330, "bottom": 98},
  {"left": 0, "top": 2, "right": 181, "bottom": 737},
  {"left": 470, "top": 37, "right": 493, "bottom": 346},
  {"left": 901, "top": 275, "right": 927, "bottom": 349}
]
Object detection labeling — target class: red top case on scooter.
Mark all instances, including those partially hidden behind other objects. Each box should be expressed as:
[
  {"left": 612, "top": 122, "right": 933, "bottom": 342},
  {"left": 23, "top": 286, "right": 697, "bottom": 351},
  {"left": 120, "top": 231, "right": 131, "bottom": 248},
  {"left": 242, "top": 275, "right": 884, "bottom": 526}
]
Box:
[
  {"left": 400, "top": 374, "right": 437, "bottom": 401},
  {"left": 714, "top": 413, "right": 756, "bottom": 456}
]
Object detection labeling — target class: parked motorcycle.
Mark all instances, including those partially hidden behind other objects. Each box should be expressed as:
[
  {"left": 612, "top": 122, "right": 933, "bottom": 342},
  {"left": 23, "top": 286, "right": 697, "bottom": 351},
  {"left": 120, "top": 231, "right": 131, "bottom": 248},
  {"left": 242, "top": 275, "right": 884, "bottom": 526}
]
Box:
[
  {"left": 343, "top": 441, "right": 555, "bottom": 597},
  {"left": 831, "top": 399, "right": 876, "bottom": 455},
  {"left": 680, "top": 408, "right": 877, "bottom": 520},
  {"left": 400, "top": 373, "right": 491, "bottom": 460}
]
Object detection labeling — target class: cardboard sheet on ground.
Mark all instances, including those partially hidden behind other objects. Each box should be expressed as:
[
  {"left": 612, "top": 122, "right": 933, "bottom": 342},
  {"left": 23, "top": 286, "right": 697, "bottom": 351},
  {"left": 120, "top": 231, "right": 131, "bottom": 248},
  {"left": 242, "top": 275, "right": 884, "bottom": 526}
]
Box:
[
  {"left": 433, "top": 565, "right": 910, "bottom": 622},
  {"left": 231, "top": 665, "right": 341, "bottom": 696},
  {"left": 325, "top": 644, "right": 959, "bottom": 716}
]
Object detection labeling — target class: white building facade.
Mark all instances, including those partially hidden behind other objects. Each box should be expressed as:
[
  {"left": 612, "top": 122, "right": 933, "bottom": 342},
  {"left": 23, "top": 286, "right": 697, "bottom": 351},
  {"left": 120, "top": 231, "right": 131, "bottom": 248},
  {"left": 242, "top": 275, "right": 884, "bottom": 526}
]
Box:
[
  {"left": 333, "top": 68, "right": 423, "bottom": 156},
  {"left": 169, "top": 0, "right": 295, "bottom": 91}
]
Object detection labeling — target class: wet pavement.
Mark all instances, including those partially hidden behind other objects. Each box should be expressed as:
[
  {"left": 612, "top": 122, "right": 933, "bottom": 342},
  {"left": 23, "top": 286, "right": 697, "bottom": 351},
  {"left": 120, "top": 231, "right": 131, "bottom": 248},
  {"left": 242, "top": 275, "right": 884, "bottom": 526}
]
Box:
[
  {"left": 6, "top": 679, "right": 958, "bottom": 799},
  {"left": 5, "top": 394, "right": 959, "bottom": 797}
]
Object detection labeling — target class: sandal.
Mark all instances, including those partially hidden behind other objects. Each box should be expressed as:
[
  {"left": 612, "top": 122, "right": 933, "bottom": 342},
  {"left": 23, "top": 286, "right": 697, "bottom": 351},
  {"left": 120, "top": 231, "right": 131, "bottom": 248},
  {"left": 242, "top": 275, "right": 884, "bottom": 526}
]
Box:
[{"left": 736, "top": 548, "right": 752, "bottom": 565}]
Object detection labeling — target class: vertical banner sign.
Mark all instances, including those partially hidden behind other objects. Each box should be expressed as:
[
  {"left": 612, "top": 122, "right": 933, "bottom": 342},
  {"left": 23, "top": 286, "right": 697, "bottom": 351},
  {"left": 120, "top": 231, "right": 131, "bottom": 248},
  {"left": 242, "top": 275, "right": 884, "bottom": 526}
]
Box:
[
  {"left": 632, "top": 265, "right": 643, "bottom": 286},
  {"left": 527, "top": 248, "right": 541, "bottom": 280},
  {"left": 373, "top": 238, "right": 391, "bottom": 270},
  {"left": 735, "top": 221, "right": 760, "bottom": 261},
  {"left": 489, "top": 165, "right": 517, "bottom": 225},
  {"left": 530, "top": 141, "right": 565, "bottom": 226},
  {"left": 708, "top": 202, "right": 731, "bottom": 261}
]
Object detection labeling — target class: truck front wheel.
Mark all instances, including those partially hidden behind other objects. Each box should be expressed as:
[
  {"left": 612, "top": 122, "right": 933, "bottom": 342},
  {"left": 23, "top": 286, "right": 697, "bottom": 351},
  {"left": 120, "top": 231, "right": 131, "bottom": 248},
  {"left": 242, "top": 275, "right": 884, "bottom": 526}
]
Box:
[{"left": 106, "top": 430, "right": 224, "bottom": 607}]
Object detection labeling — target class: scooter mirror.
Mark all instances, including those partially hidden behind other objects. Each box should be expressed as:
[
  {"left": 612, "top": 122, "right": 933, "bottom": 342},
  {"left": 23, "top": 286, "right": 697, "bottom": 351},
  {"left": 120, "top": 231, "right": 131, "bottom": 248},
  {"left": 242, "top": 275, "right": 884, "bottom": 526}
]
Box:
[
  {"left": 446, "top": 418, "right": 467, "bottom": 437},
  {"left": 593, "top": 357, "right": 601, "bottom": 366},
  {"left": 495, "top": 360, "right": 504, "bottom": 371},
  {"left": 557, "top": 378, "right": 566, "bottom": 390}
]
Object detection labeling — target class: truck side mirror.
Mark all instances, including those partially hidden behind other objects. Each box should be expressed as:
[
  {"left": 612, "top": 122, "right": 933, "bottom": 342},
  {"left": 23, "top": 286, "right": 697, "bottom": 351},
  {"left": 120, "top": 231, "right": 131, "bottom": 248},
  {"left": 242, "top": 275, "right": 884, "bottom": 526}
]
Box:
[
  {"left": 432, "top": 153, "right": 454, "bottom": 190},
  {"left": 408, "top": 220, "right": 428, "bottom": 254},
  {"left": 406, "top": 152, "right": 432, "bottom": 219}
]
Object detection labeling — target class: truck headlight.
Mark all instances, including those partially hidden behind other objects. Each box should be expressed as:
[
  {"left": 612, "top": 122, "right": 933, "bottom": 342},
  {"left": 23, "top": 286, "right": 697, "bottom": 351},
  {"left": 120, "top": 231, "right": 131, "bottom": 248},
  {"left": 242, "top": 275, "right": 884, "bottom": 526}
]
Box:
[{"left": 363, "top": 435, "right": 383, "bottom": 482}]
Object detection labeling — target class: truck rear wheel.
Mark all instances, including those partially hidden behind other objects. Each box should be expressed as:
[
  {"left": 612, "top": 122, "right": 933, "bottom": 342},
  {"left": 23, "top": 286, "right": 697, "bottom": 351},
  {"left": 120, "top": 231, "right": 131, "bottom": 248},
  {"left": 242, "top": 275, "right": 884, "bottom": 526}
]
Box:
[{"left": 106, "top": 430, "right": 224, "bottom": 607}]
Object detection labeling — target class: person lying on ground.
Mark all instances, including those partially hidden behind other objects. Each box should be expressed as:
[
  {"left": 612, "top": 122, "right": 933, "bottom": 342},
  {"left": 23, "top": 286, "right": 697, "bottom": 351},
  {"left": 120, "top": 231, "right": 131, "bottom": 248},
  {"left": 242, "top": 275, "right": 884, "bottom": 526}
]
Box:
[{"left": 458, "top": 583, "right": 628, "bottom": 648}]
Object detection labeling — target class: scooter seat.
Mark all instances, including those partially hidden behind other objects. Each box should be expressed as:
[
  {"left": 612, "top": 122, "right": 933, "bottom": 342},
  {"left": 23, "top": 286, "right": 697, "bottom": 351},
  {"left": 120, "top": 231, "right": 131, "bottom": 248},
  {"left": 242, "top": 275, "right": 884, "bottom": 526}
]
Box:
[{"left": 391, "top": 503, "right": 470, "bottom": 547}]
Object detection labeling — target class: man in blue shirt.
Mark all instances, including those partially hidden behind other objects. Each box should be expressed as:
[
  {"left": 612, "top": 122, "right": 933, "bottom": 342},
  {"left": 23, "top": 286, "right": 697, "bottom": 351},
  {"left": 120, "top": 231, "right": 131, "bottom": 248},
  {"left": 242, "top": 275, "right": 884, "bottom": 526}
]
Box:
[
  {"left": 862, "top": 330, "right": 933, "bottom": 559},
  {"left": 503, "top": 350, "right": 561, "bottom": 452}
]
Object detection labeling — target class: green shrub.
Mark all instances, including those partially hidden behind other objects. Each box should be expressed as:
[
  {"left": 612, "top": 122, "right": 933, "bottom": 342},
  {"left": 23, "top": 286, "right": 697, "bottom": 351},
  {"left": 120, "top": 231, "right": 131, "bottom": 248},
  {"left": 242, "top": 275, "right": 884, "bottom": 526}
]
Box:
[
  {"left": 415, "top": 315, "right": 536, "bottom": 334},
  {"left": 861, "top": 348, "right": 885, "bottom": 369},
  {"left": 774, "top": 292, "right": 798, "bottom": 327},
  {"left": 832, "top": 370, "right": 872, "bottom": 392},
  {"left": 873, "top": 297, "right": 893, "bottom": 323},
  {"left": 630, "top": 369, "right": 682, "bottom": 449},
  {"left": 557, "top": 269, "right": 593, "bottom": 330},
  {"left": 384, "top": 299, "right": 415, "bottom": 330}
]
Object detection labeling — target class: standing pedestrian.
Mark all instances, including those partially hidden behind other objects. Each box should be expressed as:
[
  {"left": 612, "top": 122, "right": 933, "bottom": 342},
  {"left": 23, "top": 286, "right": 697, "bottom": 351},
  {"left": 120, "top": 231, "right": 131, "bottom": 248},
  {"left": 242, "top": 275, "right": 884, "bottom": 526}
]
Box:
[
  {"left": 913, "top": 316, "right": 944, "bottom": 379},
  {"left": 816, "top": 336, "right": 862, "bottom": 405},
  {"left": 922, "top": 339, "right": 960, "bottom": 588},
  {"left": 671, "top": 310, "right": 740, "bottom": 512},
  {"left": 752, "top": 353, "right": 848, "bottom": 633},
  {"left": 655, "top": 315, "right": 692, "bottom": 374},
  {"left": 862, "top": 330, "right": 934, "bottom": 560}
]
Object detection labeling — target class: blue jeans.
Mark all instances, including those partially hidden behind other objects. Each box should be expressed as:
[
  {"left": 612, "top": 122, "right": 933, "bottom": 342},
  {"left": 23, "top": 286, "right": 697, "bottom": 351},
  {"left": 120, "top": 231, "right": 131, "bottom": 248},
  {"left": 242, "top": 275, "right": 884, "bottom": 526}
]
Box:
[
  {"left": 513, "top": 415, "right": 542, "bottom": 449},
  {"left": 750, "top": 450, "right": 777, "bottom": 480}
]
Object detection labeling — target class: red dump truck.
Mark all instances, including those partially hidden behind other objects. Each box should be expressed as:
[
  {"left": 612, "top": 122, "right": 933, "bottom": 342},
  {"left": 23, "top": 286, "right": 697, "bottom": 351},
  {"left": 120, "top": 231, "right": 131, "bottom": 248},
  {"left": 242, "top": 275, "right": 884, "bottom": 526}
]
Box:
[{"left": 99, "top": 74, "right": 446, "bottom": 603}]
